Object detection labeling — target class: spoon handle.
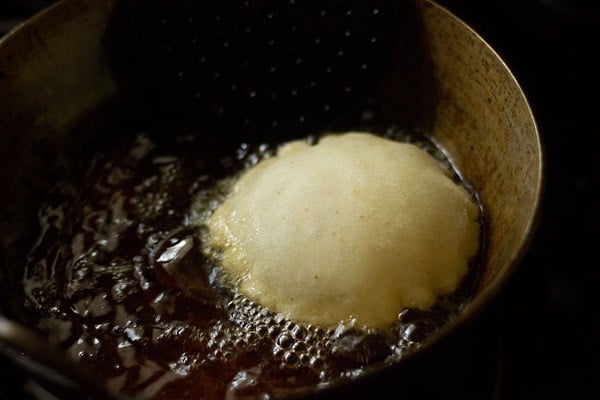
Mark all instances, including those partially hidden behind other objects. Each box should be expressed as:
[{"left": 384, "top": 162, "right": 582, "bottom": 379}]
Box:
[{"left": 0, "top": 315, "right": 133, "bottom": 400}]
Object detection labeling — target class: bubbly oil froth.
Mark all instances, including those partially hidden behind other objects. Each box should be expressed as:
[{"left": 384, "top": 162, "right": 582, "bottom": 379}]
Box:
[{"left": 20, "top": 127, "right": 482, "bottom": 399}]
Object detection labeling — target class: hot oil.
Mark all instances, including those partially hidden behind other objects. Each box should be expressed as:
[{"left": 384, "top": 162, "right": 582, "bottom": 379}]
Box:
[{"left": 21, "top": 115, "right": 484, "bottom": 399}]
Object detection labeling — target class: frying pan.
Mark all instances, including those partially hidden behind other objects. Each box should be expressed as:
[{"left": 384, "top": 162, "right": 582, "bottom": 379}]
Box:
[{"left": 0, "top": 0, "right": 543, "bottom": 398}]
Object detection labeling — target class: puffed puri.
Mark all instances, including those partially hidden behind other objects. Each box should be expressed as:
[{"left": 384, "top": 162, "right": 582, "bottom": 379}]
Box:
[{"left": 208, "top": 132, "right": 480, "bottom": 327}]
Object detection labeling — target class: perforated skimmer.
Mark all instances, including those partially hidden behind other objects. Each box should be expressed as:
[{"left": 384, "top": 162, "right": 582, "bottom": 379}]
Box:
[{"left": 108, "top": 0, "right": 401, "bottom": 138}]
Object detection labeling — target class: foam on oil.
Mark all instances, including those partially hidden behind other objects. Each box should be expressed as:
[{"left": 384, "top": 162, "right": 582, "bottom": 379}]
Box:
[{"left": 21, "top": 122, "right": 482, "bottom": 399}]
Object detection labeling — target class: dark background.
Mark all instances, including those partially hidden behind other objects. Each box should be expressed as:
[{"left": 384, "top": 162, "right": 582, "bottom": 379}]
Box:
[{"left": 1, "top": 0, "right": 598, "bottom": 399}]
